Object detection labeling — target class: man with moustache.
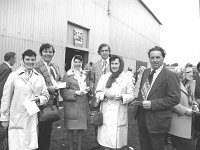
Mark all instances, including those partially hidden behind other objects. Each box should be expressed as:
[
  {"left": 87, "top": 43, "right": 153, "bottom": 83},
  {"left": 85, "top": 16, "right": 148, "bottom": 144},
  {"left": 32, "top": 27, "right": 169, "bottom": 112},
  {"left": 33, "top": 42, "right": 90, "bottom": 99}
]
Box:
[{"left": 133, "top": 46, "right": 180, "bottom": 150}]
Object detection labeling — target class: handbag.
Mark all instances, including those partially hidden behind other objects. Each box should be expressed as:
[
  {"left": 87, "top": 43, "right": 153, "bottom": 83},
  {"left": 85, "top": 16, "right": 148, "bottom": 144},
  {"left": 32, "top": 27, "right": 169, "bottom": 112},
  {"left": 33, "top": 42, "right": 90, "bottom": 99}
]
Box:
[
  {"left": 38, "top": 105, "right": 60, "bottom": 122},
  {"left": 89, "top": 110, "right": 103, "bottom": 126},
  {"left": 89, "top": 101, "right": 103, "bottom": 126}
]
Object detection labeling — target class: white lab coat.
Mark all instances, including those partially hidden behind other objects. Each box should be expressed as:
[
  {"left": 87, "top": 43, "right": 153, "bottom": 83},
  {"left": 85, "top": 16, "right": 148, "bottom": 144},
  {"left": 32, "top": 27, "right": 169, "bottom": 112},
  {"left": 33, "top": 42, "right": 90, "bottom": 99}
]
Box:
[
  {"left": 0, "top": 68, "right": 49, "bottom": 150},
  {"left": 96, "top": 72, "right": 135, "bottom": 149}
]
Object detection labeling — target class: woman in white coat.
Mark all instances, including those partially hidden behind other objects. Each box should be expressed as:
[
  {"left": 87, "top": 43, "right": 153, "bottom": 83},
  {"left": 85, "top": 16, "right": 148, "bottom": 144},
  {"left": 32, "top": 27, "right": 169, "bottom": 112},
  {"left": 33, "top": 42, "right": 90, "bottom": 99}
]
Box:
[
  {"left": 96, "top": 55, "right": 135, "bottom": 150},
  {"left": 0, "top": 49, "right": 49, "bottom": 150}
]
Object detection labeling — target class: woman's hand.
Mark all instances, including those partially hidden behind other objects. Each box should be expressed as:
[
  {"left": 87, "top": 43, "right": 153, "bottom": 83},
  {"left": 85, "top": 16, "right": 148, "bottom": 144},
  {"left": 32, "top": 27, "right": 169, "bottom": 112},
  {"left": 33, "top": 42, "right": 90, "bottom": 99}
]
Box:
[
  {"left": 115, "top": 94, "right": 122, "bottom": 100},
  {"left": 104, "top": 92, "right": 115, "bottom": 99}
]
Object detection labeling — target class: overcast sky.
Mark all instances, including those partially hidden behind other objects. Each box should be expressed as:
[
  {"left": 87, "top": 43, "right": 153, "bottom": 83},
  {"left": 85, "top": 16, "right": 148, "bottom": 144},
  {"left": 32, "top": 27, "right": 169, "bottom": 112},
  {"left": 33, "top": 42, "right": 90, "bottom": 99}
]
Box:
[{"left": 143, "top": 0, "right": 200, "bottom": 67}]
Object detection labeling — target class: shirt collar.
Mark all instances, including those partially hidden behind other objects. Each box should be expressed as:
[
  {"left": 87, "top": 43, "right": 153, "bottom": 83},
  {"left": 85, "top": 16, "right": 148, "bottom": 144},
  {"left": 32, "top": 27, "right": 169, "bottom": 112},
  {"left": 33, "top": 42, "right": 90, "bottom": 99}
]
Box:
[
  {"left": 151, "top": 65, "right": 164, "bottom": 75},
  {"left": 4, "top": 61, "right": 11, "bottom": 68},
  {"left": 101, "top": 58, "right": 109, "bottom": 65},
  {"left": 41, "top": 59, "right": 53, "bottom": 68}
]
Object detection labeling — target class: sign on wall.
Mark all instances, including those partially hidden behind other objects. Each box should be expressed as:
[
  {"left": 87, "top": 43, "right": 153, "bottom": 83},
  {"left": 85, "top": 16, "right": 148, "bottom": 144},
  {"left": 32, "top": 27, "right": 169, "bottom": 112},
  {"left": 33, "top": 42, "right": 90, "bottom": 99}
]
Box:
[{"left": 73, "top": 28, "right": 83, "bottom": 47}]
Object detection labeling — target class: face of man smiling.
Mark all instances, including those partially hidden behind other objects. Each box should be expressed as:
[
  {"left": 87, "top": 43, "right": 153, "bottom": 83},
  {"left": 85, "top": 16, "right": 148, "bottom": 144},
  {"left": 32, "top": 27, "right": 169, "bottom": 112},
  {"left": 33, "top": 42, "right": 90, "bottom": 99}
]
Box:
[
  {"left": 149, "top": 50, "right": 164, "bottom": 70},
  {"left": 41, "top": 47, "right": 54, "bottom": 64}
]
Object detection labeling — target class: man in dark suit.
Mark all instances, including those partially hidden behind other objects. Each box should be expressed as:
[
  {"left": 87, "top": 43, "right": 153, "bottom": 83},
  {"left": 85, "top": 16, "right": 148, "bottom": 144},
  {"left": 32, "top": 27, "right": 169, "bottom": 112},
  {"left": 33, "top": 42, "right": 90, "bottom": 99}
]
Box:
[
  {"left": 0, "top": 51, "right": 16, "bottom": 148},
  {"left": 134, "top": 46, "right": 180, "bottom": 150}
]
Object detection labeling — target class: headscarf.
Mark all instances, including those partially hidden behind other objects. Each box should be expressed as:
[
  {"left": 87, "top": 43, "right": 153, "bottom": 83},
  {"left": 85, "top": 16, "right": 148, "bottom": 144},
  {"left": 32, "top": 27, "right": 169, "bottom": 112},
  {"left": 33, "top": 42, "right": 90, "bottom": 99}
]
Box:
[
  {"left": 67, "top": 55, "right": 87, "bottom": 93},
  {"left": 106, "top": 55, "right": 124, "bottom": 88}
]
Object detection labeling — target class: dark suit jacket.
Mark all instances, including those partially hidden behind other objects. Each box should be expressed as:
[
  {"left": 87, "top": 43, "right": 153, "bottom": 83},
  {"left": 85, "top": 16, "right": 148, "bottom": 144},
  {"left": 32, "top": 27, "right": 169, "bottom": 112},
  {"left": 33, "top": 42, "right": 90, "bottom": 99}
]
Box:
[
  {"left": 0, "top": 63, "right": 11, "bottom": 102},
  {"left": 135, "top": 66, "right": 180, "bottom": 133}
]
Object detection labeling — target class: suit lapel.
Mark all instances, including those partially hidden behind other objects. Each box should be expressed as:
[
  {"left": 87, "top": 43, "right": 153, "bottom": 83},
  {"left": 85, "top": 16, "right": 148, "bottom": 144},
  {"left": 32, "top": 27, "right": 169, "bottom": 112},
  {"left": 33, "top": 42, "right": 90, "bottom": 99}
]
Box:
[{"left": 147, "top": 67, "right": 166, "bottom": 98}]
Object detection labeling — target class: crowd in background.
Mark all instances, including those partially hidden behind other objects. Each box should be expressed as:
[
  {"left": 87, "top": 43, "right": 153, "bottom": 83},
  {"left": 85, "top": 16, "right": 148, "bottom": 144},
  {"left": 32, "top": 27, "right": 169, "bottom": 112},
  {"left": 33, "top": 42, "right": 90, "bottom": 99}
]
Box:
[{"left": 0, "top": 43, "right": 200, "bottom": 150}]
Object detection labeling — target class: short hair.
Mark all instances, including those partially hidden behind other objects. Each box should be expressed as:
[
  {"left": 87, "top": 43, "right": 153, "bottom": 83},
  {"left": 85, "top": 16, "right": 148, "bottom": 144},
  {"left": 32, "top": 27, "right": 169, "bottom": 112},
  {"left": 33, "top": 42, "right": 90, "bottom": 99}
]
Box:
[
  {"left": 97, "top": 43, "right": 111, "bottom": 54},
  {"left": 185, "top": 63, "right": 193, "bottom": 69},
  {"left": 39, "top": 43, "right": 55, "bottom": 55},
  {"left": 148, "top": 46, "right": 166, "bottom": 58},
  {"left": 74, "top": 55, "right": 83, "bottom": 62},
  {"left": 4, "top": 52, "right": 16, "bottom": 61},
  {"left": 197, "top": 62, "right": 200, "bottom": 72},
  {"left": 22, "top": 49, "right": 37, "bottom": 60}
]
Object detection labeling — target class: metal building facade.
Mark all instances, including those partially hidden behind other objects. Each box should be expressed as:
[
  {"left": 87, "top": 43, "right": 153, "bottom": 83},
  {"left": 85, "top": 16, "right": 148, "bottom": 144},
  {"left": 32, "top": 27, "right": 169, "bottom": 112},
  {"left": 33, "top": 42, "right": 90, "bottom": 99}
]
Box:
[{"left": 0, "top": 0, "right": 161, "bottom": 75}]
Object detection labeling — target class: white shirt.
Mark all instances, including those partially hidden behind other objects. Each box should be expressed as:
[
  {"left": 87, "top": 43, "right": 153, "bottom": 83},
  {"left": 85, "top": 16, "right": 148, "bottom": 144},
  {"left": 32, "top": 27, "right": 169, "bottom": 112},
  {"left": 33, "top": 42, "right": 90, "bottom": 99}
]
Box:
[{"left": 4, "top": 61, "right": 12, "bottom": 69}]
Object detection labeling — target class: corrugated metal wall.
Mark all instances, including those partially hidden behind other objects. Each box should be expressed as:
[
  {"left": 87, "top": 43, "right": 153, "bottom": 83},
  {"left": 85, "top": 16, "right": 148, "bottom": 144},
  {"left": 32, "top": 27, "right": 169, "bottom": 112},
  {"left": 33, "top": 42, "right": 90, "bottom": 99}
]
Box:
[{"left": 0, "top": 0, "right": 160, "bottom": 74}]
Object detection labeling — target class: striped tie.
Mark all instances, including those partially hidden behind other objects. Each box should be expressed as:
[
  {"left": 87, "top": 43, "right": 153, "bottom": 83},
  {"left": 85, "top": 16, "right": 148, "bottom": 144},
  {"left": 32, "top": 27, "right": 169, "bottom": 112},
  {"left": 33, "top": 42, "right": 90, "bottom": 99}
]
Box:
[{"left": 141, "top": 70, "right": 155, "bottom": 100}]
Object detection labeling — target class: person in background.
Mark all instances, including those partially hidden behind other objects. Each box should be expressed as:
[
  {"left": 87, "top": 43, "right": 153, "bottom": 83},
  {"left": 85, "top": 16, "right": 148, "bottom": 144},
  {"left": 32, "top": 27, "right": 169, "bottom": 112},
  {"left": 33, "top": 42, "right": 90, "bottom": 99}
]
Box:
[
  {"left": 126, "top": 65, "right": 135, "bottom": 85},
  {"left": 0, "top": 49, "right": 49, "bottom": 150},
  {"left": 88, "top": 43, "right": 111, "bottom": 149},
  {"left": 91, "top": 43, "right": 111, "bottom": 108},
  {"left": 165, "top": 65, "right": 196, "bottom": 150},
  {"left": 0, "top": 51, "right": 16, "bottom": 147},
  {"left": 60, "top": 55, "right": 90, "bottom": 150},
  {"left": 133, "top": 46, "right": 180, "bottom": 150},
  {"left": 34, "top": 43, "right": 62, "bottom": 150},
  {"left": 96, "top": 55, "right": 135, "bottom": 150},
  {"left": 193, "top": 62, "right": 200, "bottom": 149}
]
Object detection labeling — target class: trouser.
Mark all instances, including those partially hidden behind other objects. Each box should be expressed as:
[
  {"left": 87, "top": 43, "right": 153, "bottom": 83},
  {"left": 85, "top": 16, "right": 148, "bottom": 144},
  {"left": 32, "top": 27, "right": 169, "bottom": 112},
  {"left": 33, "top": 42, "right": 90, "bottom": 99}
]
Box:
[
  {"left": 0, "top": 122, "right": 7, "bottom": 150},
  {"left": 37, "top": 121, "right": 53, "bottom": 150},
  {"left": 137, "top": 107, "right": 166, "bottom": 150}
]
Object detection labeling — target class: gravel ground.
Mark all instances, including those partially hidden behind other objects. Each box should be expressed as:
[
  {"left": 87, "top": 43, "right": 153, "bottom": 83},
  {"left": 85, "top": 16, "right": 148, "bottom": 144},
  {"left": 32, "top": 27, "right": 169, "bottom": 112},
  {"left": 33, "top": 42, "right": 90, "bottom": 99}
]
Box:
[{"left": 50, "top": 105, "right": 140, "bottom": 150}]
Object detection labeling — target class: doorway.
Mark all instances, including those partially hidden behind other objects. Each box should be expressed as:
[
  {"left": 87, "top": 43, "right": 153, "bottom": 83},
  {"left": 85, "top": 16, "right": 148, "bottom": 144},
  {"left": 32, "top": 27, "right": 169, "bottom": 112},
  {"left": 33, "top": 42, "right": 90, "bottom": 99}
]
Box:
[{"left": 65, "top": 47, "right": 88, "bottom": 72}]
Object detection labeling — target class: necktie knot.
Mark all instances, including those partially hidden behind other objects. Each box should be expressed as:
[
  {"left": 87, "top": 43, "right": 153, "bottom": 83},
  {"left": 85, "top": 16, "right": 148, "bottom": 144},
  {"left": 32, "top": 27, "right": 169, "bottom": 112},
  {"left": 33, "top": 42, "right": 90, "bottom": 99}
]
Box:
[{"left": 148, "top": 70, "right": 155, "bottom": 85}]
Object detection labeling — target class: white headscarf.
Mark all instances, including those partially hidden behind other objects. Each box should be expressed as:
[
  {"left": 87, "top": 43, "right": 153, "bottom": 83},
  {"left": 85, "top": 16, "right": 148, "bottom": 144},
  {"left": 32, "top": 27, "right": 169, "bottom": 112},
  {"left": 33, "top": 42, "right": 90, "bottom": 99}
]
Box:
[{"left": 67, "top": 56, "right": 88, "bottom": 94}]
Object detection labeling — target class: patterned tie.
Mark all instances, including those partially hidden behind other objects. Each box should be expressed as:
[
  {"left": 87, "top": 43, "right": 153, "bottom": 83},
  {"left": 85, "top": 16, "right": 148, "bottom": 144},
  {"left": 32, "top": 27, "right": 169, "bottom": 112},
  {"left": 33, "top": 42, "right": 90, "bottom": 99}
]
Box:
[
  {"left": 141, "top": 70, "right": 155, "bottom": 100},
  {"left": 102, "top": 60, "right": 107, "bottom": 74},
  {"left": 148, "top": 70, "right": 155, "bottom": 85},
  {"left": 50, "top": 66, "right": 56, "bottom": 79}
]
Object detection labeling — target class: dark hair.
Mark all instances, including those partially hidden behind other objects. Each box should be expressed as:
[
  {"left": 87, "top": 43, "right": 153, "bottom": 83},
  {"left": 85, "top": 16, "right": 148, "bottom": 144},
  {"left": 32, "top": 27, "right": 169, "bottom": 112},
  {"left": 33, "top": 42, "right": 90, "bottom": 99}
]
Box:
[
  {"left": 39, "top": 43, "right": 55, "bottom": 55},
  {"left": 22, "top": 49, "right": 37, "bottom": 60},
  {"left": 197, "top": 62, "right": 200, "bottom": 72},
  {"left": 148, "top": 46, "right": 166, "bottom": 58},
  {"left": 74, "top": 55, "right": 83, "bottom": 62},
  {"left": 185, "top": 63, "right": 193, "bottom": 69},
  {"left": 97, "top": 43, "right": 111, "bottom": 54},
  {"left": 106, "top": 55, "right": 124, "bottom": 88},
  {"left": 4, "top": 52, "right": 16, "bottom": 61}
]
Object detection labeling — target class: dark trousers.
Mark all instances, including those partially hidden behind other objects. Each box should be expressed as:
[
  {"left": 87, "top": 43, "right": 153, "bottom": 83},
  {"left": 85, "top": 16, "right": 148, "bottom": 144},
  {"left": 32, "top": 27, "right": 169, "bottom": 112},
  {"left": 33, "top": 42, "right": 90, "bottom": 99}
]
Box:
[
  {"left": 137, "top": 108, "right": 166, "bottom": 150},
  {"left": 0, "top": 122, "right": 7, "bottom": 149},
  {"left": 170, "top": 134, "right": 196, "bottom": 150},
  {"left": 37, "top": 121, "right": 53, "bottom": 150}
]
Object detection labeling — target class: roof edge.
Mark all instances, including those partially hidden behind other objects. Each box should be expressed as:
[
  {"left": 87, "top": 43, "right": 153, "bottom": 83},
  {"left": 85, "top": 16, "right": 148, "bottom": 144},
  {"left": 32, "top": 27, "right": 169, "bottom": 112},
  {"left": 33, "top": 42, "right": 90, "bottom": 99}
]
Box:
[{"left": 138, "top": 0, "right": 162, "bottom": 25}]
